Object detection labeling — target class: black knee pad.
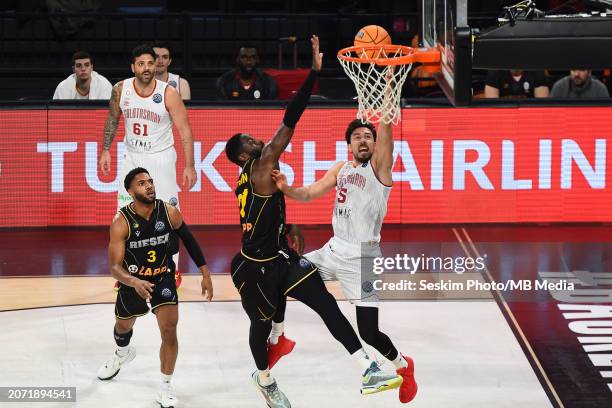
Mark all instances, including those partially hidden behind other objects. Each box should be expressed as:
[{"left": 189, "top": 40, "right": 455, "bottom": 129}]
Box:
[{"left": 114, "top": 327, "right": 133, "bottom": 347}]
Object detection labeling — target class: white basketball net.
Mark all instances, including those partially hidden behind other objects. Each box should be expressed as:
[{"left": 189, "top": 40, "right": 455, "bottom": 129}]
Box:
[{"left": 338, "top": 47, "right": 413, "bottom": 125}]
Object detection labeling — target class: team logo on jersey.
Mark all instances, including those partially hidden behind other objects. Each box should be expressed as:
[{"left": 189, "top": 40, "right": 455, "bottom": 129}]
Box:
[
  {"left": 253, "top": 90, "right": 261, "bottom": 99},
  {"left": 128, "top": 265, "right": 138, "bottom": 274},
  {"left": 168, "top": 80, "right": 177, "bottom": 88},
  {"left": 155, "top": 221, "right": 165, "bottom": 232},
  {"left": 169, "top": 197, "right": 178, "bottom": 207},
  {"left": 152, "top": 93, "right": 163, "bottom": 103},
  {"left": 161, "top": 288, "right": 172, "bottom": 298},
  {"left": 299, "top": 258, "right": 311, "bottom": 269},
  {"left": 135, "top": 231, "right": 141, "bottom": 237}
]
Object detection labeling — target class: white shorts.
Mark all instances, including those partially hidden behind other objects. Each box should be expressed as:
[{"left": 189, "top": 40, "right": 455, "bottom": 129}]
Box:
[
  {"left": 118, "top": 147, "right": 179, "bottom": 210},
  {"left": 304, "top": 237, "right": 380, "bottom": 307}
]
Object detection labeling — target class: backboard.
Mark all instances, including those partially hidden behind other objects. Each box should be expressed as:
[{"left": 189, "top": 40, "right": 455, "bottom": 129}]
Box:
[{"left": 421, "top": 0, "right": 471, "bottom": 106}]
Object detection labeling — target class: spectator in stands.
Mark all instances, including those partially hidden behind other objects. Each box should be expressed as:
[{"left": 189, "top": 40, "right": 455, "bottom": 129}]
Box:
[
  {"left": 550, "top": 69, "right": 610, "bottom": 98},
  {"left": 152, "top": 42, "right": 191, "bottom": 100},
  {"left": 485, "top": 70, "right": 549, "bottom": 98},
  {"left": 216, "top": 46, "right": 279, "bottom": 100},
  {"left": 53, "top": 51, "right": 112, "bottom": 100}
]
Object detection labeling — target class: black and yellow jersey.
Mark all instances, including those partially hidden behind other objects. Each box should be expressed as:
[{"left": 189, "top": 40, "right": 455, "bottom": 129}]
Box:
[
  {"left": 235, "top": 159, "right": 288, "bottom": 260},
  {"left": 118, "top": 199, "right": 176, "bottom": 281}
]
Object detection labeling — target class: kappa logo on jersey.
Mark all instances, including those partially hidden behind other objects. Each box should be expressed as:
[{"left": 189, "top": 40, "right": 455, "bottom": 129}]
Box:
[
  {"left": 128, "top": 265, "right": 138, "bottom": 274},
  {"left": 155, "top": 221, "right": 165, "bottom": 232},
  {"left": 161, "top": 288, "right": 172, "bottom": 298},
  {"left": 168, "top": 80, "right": 177, "bottom": 88},
  {"left": 152, "top": 93, "right": 162, "bottom": 103},
  {"left": 169, "top": 197, "right": 178, "bottom": 207}
]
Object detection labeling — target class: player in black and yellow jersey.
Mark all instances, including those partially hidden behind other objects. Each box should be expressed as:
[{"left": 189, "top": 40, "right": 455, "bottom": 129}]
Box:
[
  {"left": 225, "top": 36, "right": 401, "bottom": 408},
  {"left": 97, "top": 167, "right": 213, "bottom": 408}
]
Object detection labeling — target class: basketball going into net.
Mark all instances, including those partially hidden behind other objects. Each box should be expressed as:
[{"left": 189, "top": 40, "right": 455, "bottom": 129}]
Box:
[{"left": 354, "top": 25, "right": 392, "bottom": 58}]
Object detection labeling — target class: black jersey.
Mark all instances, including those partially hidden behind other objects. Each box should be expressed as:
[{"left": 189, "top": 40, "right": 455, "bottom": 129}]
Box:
[
  {"left": 235, "top": 159, "right": 288, "bottom": 260},
  {"left": 118, "top": 199, "right": 175, "bottom": 281}
]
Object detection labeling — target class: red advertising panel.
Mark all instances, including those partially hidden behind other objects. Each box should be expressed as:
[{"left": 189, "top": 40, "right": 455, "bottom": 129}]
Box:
[{"left": 1, "top": 107, "right": 611, "bottom": 226}]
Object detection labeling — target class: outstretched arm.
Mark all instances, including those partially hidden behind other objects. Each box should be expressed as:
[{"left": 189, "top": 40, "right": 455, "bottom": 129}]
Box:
[
  {"left": 166, "top": 204, "right": 213, "bottom": 301},
  {"left": 99, "top": 81, "right": 124, "bottom": 176},
  {"left": 271, "top": 161, "right": 342, "bottom": 202},
  {"left": 258, "top": 35, "right": 323, "bottom": 167},
  {"left": 371, "top": 70, "right": 395, "bottom": 186},
  {"left": 165, "top": 86, "right": 197, "bottom": 190}
]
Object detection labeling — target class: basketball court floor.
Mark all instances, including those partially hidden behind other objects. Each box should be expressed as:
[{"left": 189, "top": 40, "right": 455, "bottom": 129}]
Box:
[{"left": 2, "top": 224, "right": 609, "bottom": 407}]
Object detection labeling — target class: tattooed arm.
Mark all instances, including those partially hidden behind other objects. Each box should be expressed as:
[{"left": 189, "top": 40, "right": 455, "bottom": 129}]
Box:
[{"left": 99, "top": 81, "right": 123, "bottom": 176}]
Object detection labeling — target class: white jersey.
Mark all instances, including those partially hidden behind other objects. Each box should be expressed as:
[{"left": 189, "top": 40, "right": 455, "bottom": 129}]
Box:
[
  {"left": 119, "top": 78, "right": 174, "bottom": 154},
  {"left": 332, "top": 161, "right": 391, "bottom": 247},
  {"left": 166, "top": 72, "right": 181, "bottom": 94}
]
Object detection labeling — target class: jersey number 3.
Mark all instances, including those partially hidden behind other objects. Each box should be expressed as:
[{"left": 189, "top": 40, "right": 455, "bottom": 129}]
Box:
[{"left": 147, "top": 250, "right": 156, "bottom": 262}]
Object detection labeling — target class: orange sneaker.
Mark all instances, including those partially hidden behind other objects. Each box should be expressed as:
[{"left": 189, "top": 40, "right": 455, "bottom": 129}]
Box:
[
  {"left": 175, "top": 270, "right": 183, "bottom": 289},
  {"left": 267, "top": 334, "right": 296, "bottom": 369},
  {"left": 397, "top": 355, "right": 417, "bottom": 403}
]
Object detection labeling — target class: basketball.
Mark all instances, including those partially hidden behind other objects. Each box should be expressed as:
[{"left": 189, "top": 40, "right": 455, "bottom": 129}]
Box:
[{"left": 354, "top": 25, "right": 392, "bottom": 58}]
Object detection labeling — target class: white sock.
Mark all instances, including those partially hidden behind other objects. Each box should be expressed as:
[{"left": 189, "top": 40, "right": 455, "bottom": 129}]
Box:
[
  {"left": 160, "top": 373, "right": 172, "bottom": 389},
  {"left": 269, "top": 322, "right": 284, "bottom": 345},
  {"left": 392, "top": 353, "right": 408, "bottom": 369},
  {"left": 116, "top": 346, "right": 130, "bottom": 357},
  {"left": 352, "top": 348, "right": 372, "bottom": 372},
  {"left": 258, "top": 369, "right": 274, "bottom": 386}
]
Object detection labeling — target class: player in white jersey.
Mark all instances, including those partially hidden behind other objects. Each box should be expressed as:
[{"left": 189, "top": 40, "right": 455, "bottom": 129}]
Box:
[
  {"left": 272, "top": 118, "right": 418, "bottom": 404},
  {"left": 153, "top": 42, "right": 191, "bottom": 100},
  {"left": 99, "top": 44, "right": 197, "bottom": 290}
]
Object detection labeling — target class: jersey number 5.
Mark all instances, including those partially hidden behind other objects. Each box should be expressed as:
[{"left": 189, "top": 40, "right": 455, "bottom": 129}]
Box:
[
  {"left": 337, "top": 187, "right": 348, "bottom": 203},
  {"left": 133, "top": 123, "right": 149, "bottom": 136}
]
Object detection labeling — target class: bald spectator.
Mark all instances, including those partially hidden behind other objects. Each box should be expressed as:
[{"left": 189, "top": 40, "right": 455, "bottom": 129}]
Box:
[
  {"left": 550, "top": 70, "right": 610, "bottom": 98},
  {"left": 216, "top": 46, "right": 279, "bottom": 100},
  {"left": 53, "top": 51, "right": 112, "bottom": 100},
  {"left": 485, "top": 70, "right": 549, "bottom": 98}
]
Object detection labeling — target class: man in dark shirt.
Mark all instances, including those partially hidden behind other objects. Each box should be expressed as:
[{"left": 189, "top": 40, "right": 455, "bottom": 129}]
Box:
[
  {"left": 485, "top": 69, "right": 549, "bottom": 98},
  {"left": 550, "top": 69, "right": 610, "bottom": 98},
  {"left": 216, "top": 46, "right": 279, "bottom": 100}
]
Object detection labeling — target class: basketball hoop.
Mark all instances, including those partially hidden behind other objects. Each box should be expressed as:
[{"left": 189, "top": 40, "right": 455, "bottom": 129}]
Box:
[{"left": 337, "top": 45, "right": 440, "bottom": 124}]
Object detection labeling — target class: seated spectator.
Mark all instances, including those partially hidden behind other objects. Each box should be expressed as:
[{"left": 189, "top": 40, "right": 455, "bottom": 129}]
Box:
[
  {"left": 550, "top": 69, "right": 610, "bottom": 98},
  {"left": 216, "top": 46, "right": 279, "bottom": 100},
  {"left": 485, "top": 70, "right": 549, "bottom": 98},
  {"left": 53, "top": 51, "right": 112, "bottom": 100},
  {"left": 152, "top": 41, "right": 191, "bottom": 100}
]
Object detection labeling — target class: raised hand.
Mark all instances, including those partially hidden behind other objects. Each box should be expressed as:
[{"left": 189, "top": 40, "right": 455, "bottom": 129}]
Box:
[{"left": 311, "top": 35, "right": 323, "bottom": 72}]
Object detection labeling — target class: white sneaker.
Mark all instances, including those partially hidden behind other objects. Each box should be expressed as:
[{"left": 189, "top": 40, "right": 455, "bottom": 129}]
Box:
[
  {"left": 156, "top": 386, "right": 178, "bottom": 408},
  {"left": 251, "top": 371, "right": 291, "bottom": 408},
  {"left": 96, "top": 346, "right": 136, "bottom": 380}
]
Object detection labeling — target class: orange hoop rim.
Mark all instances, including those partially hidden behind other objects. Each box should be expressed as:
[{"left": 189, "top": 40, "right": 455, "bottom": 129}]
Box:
[{"left": 337, "top": 44, "right": 440, "bottom": 67}]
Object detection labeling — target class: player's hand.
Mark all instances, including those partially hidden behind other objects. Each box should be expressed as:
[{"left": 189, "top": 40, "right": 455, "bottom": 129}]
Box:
[
  {"left": 271, "top": 169, "right": 288, "bottom": 192},
  {"left": 311, "top": 35, "right": 323, "bottom": 72},
  {"left": 200, "top": 266, "right": 213, "bottom": 301},
  {"left": 133, "top": 279, "right": 154, "bottom": 300},
  {"left": 99, "top": 149, "right": 112, "bottom": 176},
  {"left": 183, "top": 166, "right": 197, "bottom": 190},
  {"left": 287, "top": 224, "right": 305, "bottom": 255}
]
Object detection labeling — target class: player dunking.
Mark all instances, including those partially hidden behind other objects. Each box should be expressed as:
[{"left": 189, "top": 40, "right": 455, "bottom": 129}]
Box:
[
  {"left": 224, "top": 36, "right": 401, "bottom": 408},
  {"left": 97, "top": 167, "right": 213, "bottom": 408},
  {"left": 99, "top": 44, "right": 197, "bottom": 289},
  {"left": 272, "top": 117, "right": 418, "bottom": 403}
]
